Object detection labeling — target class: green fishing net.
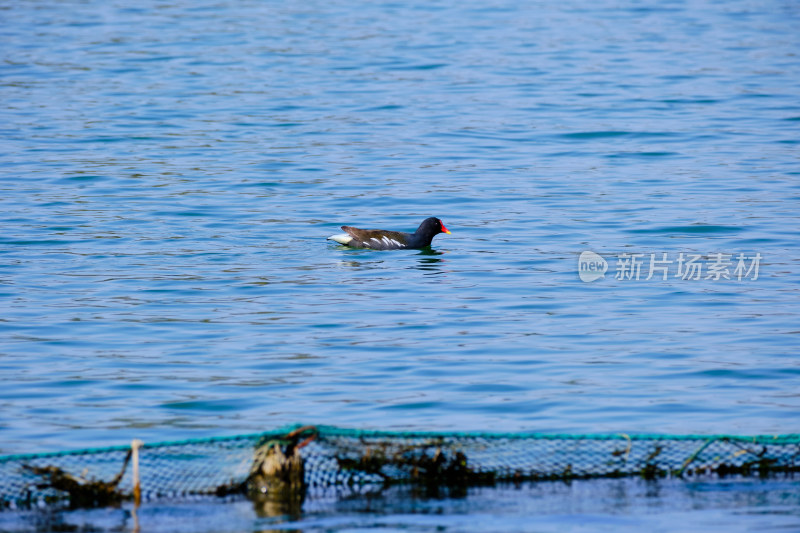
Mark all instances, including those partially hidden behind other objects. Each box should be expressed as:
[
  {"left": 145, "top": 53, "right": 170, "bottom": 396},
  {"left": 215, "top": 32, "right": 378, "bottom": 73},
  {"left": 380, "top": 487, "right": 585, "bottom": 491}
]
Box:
[{"left": 1, "top": 425, "right": 797, "bottom": 510}]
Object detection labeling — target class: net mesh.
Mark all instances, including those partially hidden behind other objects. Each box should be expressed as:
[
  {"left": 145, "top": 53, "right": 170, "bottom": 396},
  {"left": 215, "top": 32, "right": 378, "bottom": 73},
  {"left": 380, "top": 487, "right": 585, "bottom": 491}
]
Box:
[{"left": 1, "top": 425, "right": 798, "bottom": 510}]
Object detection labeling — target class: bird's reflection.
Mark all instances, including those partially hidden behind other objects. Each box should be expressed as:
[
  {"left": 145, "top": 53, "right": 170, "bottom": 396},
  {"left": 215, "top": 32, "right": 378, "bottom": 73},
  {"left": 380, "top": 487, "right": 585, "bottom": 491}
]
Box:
[
  {"left": 332, "top": 247, "right": 447, "bottom": 273},
  {"left": 416, "top": 248, "right": 445, "bottom": 273}
]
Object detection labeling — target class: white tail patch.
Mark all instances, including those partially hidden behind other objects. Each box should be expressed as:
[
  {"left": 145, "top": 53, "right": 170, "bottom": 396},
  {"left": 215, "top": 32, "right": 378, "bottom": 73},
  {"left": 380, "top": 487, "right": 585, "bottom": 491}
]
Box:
[{"left": 327, "top": 234, "right": 353, "bottom": 245}]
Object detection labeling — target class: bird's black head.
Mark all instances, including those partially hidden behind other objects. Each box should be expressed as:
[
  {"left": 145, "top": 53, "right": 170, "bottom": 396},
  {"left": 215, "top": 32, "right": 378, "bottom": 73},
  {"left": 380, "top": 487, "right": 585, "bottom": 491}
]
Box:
[{"left": 417, "top": 217, "right": 451, "bottom": 236}]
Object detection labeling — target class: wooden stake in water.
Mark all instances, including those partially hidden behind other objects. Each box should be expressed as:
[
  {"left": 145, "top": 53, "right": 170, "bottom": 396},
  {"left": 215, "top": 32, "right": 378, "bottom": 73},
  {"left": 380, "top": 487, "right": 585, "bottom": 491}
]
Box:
[{"left": 131, "top": 439, "right": 143, "bottom": 507}]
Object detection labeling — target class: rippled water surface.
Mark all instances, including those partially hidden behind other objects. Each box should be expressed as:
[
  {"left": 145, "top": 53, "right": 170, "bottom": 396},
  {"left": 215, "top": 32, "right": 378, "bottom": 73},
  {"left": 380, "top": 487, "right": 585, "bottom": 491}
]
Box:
[{"left": 1, "top": 0, "right": 799, "bottom": 528}]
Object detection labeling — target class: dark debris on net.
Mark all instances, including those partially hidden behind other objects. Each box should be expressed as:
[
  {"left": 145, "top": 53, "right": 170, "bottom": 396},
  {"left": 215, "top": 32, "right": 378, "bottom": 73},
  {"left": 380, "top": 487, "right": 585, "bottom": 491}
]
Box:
[
  {"left": 20, "top": 461, "right": 128, "bottom": 509},
  {"left": 5, "top": 426, "right": 800, "bottom": 513},
  {"left": 13, "top": 441, "right": 143, "bottom": 510}
]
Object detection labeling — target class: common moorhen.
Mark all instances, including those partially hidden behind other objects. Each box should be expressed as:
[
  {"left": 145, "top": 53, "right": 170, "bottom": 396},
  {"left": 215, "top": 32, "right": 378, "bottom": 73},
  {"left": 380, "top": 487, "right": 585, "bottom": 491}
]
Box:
[{"left": 327, "top": 217, "right": 451, "bottom": 250}]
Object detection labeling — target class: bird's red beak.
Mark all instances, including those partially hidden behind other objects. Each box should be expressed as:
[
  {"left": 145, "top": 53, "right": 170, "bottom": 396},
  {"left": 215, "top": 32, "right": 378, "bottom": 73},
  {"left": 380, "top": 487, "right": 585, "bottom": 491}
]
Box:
[{"left": 440, "top": 222, "right": 451, "bottom": 234}]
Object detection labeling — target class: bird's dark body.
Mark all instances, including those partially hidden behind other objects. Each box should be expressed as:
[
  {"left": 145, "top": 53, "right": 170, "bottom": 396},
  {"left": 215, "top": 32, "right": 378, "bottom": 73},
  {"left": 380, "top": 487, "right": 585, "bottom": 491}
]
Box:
[
  {"left": 332, "top": 217, "right": 450, "bottom": 250},
  {"left": 341, "top": 227, "right": 415, "bottom": 250}
]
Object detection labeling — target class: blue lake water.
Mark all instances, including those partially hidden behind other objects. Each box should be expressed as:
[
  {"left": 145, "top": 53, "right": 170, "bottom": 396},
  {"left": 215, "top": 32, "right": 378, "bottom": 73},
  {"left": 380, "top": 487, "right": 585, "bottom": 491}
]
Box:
[
  {"left": 3, "top": 477, "right": 800, "bottom": 533},
  {"left": 1, "top": 0, "right": 799, "bottom": 528}
]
